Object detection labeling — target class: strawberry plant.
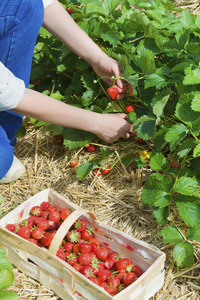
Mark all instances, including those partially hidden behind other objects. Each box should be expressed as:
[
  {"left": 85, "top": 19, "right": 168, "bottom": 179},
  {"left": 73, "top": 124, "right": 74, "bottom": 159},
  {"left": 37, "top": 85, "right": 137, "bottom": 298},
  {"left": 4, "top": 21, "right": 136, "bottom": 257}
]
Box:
[{"left": 29, "top": 0, "right": 200, "bottom": 268}]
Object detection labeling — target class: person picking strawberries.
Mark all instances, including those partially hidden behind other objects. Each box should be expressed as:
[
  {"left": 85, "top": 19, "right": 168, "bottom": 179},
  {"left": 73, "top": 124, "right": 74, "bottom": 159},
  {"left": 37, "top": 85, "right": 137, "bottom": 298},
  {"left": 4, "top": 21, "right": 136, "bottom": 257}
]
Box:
[{"left": 0, "top": 0, "right": 132, "bottom": 183}]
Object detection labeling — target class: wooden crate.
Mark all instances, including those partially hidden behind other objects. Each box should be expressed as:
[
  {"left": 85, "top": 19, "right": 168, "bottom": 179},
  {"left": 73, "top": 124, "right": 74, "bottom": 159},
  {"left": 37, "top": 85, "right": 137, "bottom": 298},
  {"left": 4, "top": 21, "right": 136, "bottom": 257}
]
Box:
[{"left": 0, "top": 189, "right": 166, "bottom": 300}]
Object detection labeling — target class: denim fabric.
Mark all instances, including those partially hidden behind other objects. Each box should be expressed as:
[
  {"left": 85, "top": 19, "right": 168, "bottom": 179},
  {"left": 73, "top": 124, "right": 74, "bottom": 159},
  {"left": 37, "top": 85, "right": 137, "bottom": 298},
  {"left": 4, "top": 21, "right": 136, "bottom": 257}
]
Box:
[{"left": 0, "top": 0, "right": 44, "bottom": 179}]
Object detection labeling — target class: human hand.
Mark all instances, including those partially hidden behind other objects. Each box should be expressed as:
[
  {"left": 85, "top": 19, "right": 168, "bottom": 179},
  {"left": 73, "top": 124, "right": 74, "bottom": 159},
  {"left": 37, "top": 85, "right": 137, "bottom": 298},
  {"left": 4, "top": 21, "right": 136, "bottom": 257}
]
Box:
[
  {"left": 93, "top": 113, "right": 132, "bottom": 144},
  {"left": 91, "top": 55, "right": 128, "bottom": 99}
]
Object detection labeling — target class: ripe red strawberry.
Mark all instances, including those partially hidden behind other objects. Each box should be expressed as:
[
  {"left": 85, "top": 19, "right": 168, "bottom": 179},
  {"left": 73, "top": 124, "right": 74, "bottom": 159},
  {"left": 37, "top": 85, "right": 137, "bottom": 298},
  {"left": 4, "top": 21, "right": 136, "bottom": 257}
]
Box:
[
  {"left": 28, "top": 238, "right": 38, "bottom": 245},
  {"left": 40, "top": 201, "right": 50, "bottom": 211},
  {"left": 104, "top": 258, "right": 115, "bottom": 270},
  {"left": 116, "top": 271, "right": 126, "bottom": 282},
  {"left": 49, "top": 210, "right": 61, "bottom": 222},
  {"left": 73, "top": 243, "right": 80, "bottom": 255},
  {"left": 89, "top": 276, "right": 101, "bottom": 285},
  {"left": 73, "top": 263, "right": 83, "bottom": 272},
  {"left": 75, "top": 219, "right": 87, "bottom": 232},
  {"left": 116, "top": 258, "right": 133, "bottom": 273},
  {"left": 66, "top": 253, "right": 78, "bottom": 266},
  {"left": 171, "top": 162, "right": 180, "bottom": 168},
  {"left": 67, "top": 230, "right": 81, "bottom": 243},
  {"left": 60, "top": 208, "right": 71, "bottom": 220},
  {"left": 87, "top": 145, "right": 96, "bottom": 152},
  {"left": 18, "top": 226, "right": 31, "bottom": 240},
  {"left": 125, "top": 104, "right": 135, "bottom": 113},
  {"left": 5, "top": 224, "right": 15, "bottom": 232},
  {"left": 183, "top": 228, "right": 187, "bottom": 237},
  {"left": 30, "top": 206, "right": 43, "bottom": 217},
  {"left": 47, "top": 220, "right": 56, "bottom": 231},
  {"left": 66, "top": 7, "right": 74, "bottom": 13},
  {"left": 123, "top": 272, "right": 137, "bottom": 286},
  {"left": 92, "top": 259, "right": 105, "bottom": 276},
  {"left": 88, "top": 238, "right": 101, "bottom": 246},
  {"left": 98, "top": 270, "right": 112, "bottom": 282},
  {"left": 104, "top": 285, "right": 118, "bottom": 295},
  {"left": 48, "top": 205, "right": 57, "bottom": 213},
  {"left": 101, "top": 167, "right": 111, "bottom": 175},
  {"left": 96, "top": 246, "right": 109, "bottom": 261},
  {"left": 106, "top": 86, "right": 119, "bottom": 100},
  {"left": 56, "top": 248, "right": 67, "bottom": 261},
  {"left": 80, "top": 265, "right": 95, "bottom": 277},
  {"left": 70, "top": 160, "right": 78, "bottom": 167},
  {"left": 31, "top": 227, "right": 44, "bottom": 240},
  {"left": 90, "top": 242, "right": 98, "bottom": 253},
  {"left": 64, "top": 241, "right": 74, "bottom": 252},
  {"left": 107, "top": 276, "right": 120, "bottom": 288},
  {"left": 81, "top": 229, "right": 93, "bottom": 240},
  {"left": 79, "top": 253, "right": 93, "bottom": 266},
  {"left": 41, "top": 210, "right": 50, "bottom": 219},
  {"left": 131, "top": 265, "right": 143, "bottom": 277},
  {"left": 41, "top": 232, "right": 53, "bottom": 247},
  {"left": 93, "top": 168, "right": 101, "bottom": 176},
  {"left": 108, "top": 252, "right": 120, "bottom": 263},
  {"left": 80, "top": 242, "right": 92, "bottom": 254},
  {"left": 37, "top": 218, "right": 49, "bottom": 231}
]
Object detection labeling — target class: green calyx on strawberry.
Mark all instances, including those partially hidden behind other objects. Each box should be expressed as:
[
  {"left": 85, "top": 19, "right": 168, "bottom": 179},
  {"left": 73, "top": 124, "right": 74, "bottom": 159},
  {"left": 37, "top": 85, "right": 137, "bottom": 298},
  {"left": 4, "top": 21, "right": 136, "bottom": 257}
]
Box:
[{"left": 67, "top": 230, "right": 81, "bottom": 243}]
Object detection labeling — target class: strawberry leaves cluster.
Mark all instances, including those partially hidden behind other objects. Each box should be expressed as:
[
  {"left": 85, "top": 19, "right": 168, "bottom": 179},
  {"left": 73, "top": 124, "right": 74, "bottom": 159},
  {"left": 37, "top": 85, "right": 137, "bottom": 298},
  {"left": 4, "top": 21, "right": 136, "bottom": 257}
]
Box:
[{"left": 5, "top": 201, "right": 143, "bottom": 296}]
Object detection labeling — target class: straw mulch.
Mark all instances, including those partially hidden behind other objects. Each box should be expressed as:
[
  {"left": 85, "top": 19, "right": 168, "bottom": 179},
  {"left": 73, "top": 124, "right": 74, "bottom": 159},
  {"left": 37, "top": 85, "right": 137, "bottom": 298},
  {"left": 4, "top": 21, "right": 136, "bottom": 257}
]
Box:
[{"left": 1, "top": 1, "right": 200, "bottom": 299}]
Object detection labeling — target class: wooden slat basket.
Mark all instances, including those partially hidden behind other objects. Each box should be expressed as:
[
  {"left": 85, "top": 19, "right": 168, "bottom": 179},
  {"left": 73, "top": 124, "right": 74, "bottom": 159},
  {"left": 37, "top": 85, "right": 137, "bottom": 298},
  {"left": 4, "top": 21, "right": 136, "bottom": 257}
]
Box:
[{"left": 0, "top": 189, "right": 166, "bottom": 300}]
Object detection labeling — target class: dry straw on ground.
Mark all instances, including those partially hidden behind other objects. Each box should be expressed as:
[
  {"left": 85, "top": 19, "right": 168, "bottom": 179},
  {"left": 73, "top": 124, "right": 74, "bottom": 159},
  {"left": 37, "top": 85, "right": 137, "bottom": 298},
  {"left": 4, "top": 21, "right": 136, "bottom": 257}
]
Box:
[{"left": 1, "top": 1, "right": 200, "bottom": 299}]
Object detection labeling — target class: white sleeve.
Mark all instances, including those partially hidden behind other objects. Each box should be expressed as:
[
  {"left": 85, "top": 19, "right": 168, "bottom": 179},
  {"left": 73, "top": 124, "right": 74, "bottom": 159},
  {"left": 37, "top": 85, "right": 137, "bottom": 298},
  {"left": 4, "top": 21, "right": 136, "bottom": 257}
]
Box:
[
  {"left": 43, "top": 0, "right": 53, "bottom": 9},
  {"left": 0, "top": 62, "right": 25, "bottom": 111}
]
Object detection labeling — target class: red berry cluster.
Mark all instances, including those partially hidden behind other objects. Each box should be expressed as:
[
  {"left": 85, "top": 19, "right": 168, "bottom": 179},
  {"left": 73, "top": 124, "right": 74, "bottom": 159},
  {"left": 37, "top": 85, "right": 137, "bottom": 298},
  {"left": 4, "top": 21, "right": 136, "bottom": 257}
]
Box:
[{"left": 5, "top": 202, "right": 143, "bottom": 296}]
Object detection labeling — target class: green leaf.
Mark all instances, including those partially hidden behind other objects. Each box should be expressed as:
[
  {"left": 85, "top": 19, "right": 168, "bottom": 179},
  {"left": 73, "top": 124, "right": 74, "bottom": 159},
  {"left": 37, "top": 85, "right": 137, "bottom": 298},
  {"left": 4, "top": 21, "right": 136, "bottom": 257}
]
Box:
[
  {"left": 63, "top": 128, "right": 94, "bottom": 150},
  {"left": 165, "top": 123, "right": 188, "bottom": 151},
  {"left": 0, "top": 248, "right": 13, "bottom": 272},
  {"left": 175, "top": 195, "right": 200, "bottom": 227},
  {"left": 0, "top": 291, "right": 20, "bottom": 300},
  {"left": 149, "top": 152, "right": 166, "bottom": 171},
  {"left": 175, "top": 94, "right": 200, "bottom": 128},
  {"left": 192, "top": 91, "right": 200, "bottom": 112},
  {"left": 154, "top": 123, "right": 172, "bottom": 151},
  {"left": 158, "top": 226, "right": 184, "bottom": 244},
  {"left": 142, "top": 173, "right": 172, "bottom": 208},
  {"left": 137, "top": 118, "right": 156, "bottom": 140},
  {"left": 183, "top": 69, "right": 200, "bottom": 85},
  {"left": 145, "top": 73, "right": 166, "bottom": 89},
  {"left": 177, "top": 138, "right": 196, "bottom": 158},
  {"left": 50, "top": 91, "right": 64, "bottom": 101},
  {"left": 153, "top": 206, "right": 169, "bottom": 224},
  {"left": 193, "top": 144, "right": 200, "bottom": 158},
  {"left": 134, "top": 46, "right": 156, "bottom": 75},
  {"left": 173, "top": 176, "right": 200, "bottom": 197},
  {"left": 173, "top": 242, "right": 194, "bottom": 268},
  {"left": 187, "top": 226, "right": 200, "bottom": 241},
  {"left": 0, "top": 269, "right": 13, "bottom": 291},
  {"left": 76, "top": 162, "right": 94, "bottom": 180},
  {"left": 102, "top": 0, "right": 122, "bottom": 15}
]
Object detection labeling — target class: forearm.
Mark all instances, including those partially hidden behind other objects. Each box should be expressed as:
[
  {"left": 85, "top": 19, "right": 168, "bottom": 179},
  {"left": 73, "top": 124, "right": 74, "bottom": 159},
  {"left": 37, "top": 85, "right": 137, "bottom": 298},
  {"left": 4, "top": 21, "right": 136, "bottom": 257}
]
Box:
[
  {"left": 43, "top": 0, "right": 106, "bottom": 66},
  {"left": 12, "top": 88, "right": 101, "bottom": 134}
]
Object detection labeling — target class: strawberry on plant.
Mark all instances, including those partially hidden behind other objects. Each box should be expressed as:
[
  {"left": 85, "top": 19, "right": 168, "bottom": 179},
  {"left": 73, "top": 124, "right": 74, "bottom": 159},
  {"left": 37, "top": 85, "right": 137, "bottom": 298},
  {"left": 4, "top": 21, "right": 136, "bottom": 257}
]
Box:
[
  {"left": 101, "top": 167, "right": 111, "bottom": 175},
  {"left": 125, "top": 104, "right": 135, "bottom": 113},
  {"left": 70, "top": 160, "right": 78, "bottom": 167},
  {"left": 93, "top": 168, "right": 101, "bottom": 176},
  {"left": 30, "top": 206, "right": 43, "bottom": 217},
  {"left": 66, "top": 7, "right": 74, "bottom": 14},
  {"left": 106, "top": 86, "right": 120, "bottom": 100},
  {"left": 87, "top": 145, "right": 96, "bottom": 152},
  {"left": 67, "top": 230, "right": 81, "bottom": 243},
  {"left": 183, "top": 229, "right": 187, "bottom": 237},
  {"left": 81, "top": 228, "right": 93, "bottom": 240},
  {"left": 171, "top": 162, "right": 180, "bottom": 168}
]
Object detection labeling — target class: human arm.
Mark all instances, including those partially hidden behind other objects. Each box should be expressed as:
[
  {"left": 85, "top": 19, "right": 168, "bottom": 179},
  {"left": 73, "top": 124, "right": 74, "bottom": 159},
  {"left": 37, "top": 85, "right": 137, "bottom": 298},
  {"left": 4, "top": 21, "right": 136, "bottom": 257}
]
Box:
[{"left": 12, "top": 88, "right": 132, "bottom": 143}]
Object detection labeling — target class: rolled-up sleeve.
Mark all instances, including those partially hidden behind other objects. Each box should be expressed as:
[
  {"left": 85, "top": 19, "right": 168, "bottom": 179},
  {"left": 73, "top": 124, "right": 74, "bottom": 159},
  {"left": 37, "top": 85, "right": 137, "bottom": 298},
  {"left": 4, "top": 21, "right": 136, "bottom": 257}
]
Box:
[
  {"left": 0, "top": 62, "right": 25, "bottom": 111},
  {"left": 43, "top": 0, "right": 53, "bottom": 9}
]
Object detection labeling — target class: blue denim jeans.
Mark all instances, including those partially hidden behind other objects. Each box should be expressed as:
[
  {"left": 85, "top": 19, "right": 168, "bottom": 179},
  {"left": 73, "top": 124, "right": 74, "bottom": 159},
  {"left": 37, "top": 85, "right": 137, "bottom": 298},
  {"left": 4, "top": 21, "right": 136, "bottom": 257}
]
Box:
[{"left": 0, "top": 0, "right": 44, "bottom": 179}]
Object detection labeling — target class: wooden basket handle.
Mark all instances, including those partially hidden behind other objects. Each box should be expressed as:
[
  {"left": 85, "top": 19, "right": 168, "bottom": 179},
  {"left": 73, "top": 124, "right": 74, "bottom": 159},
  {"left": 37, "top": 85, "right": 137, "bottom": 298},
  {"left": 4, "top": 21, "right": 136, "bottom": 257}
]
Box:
[{"left": 48, "top": 209, "right": 97, "bottom": 256}]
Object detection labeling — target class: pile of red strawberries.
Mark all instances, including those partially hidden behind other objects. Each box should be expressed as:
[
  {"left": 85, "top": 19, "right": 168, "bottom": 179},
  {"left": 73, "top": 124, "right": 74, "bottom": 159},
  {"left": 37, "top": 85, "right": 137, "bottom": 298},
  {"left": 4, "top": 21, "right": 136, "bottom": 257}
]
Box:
[{"left": 5, "top": 201, "right": 143, "bottom": 296}]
